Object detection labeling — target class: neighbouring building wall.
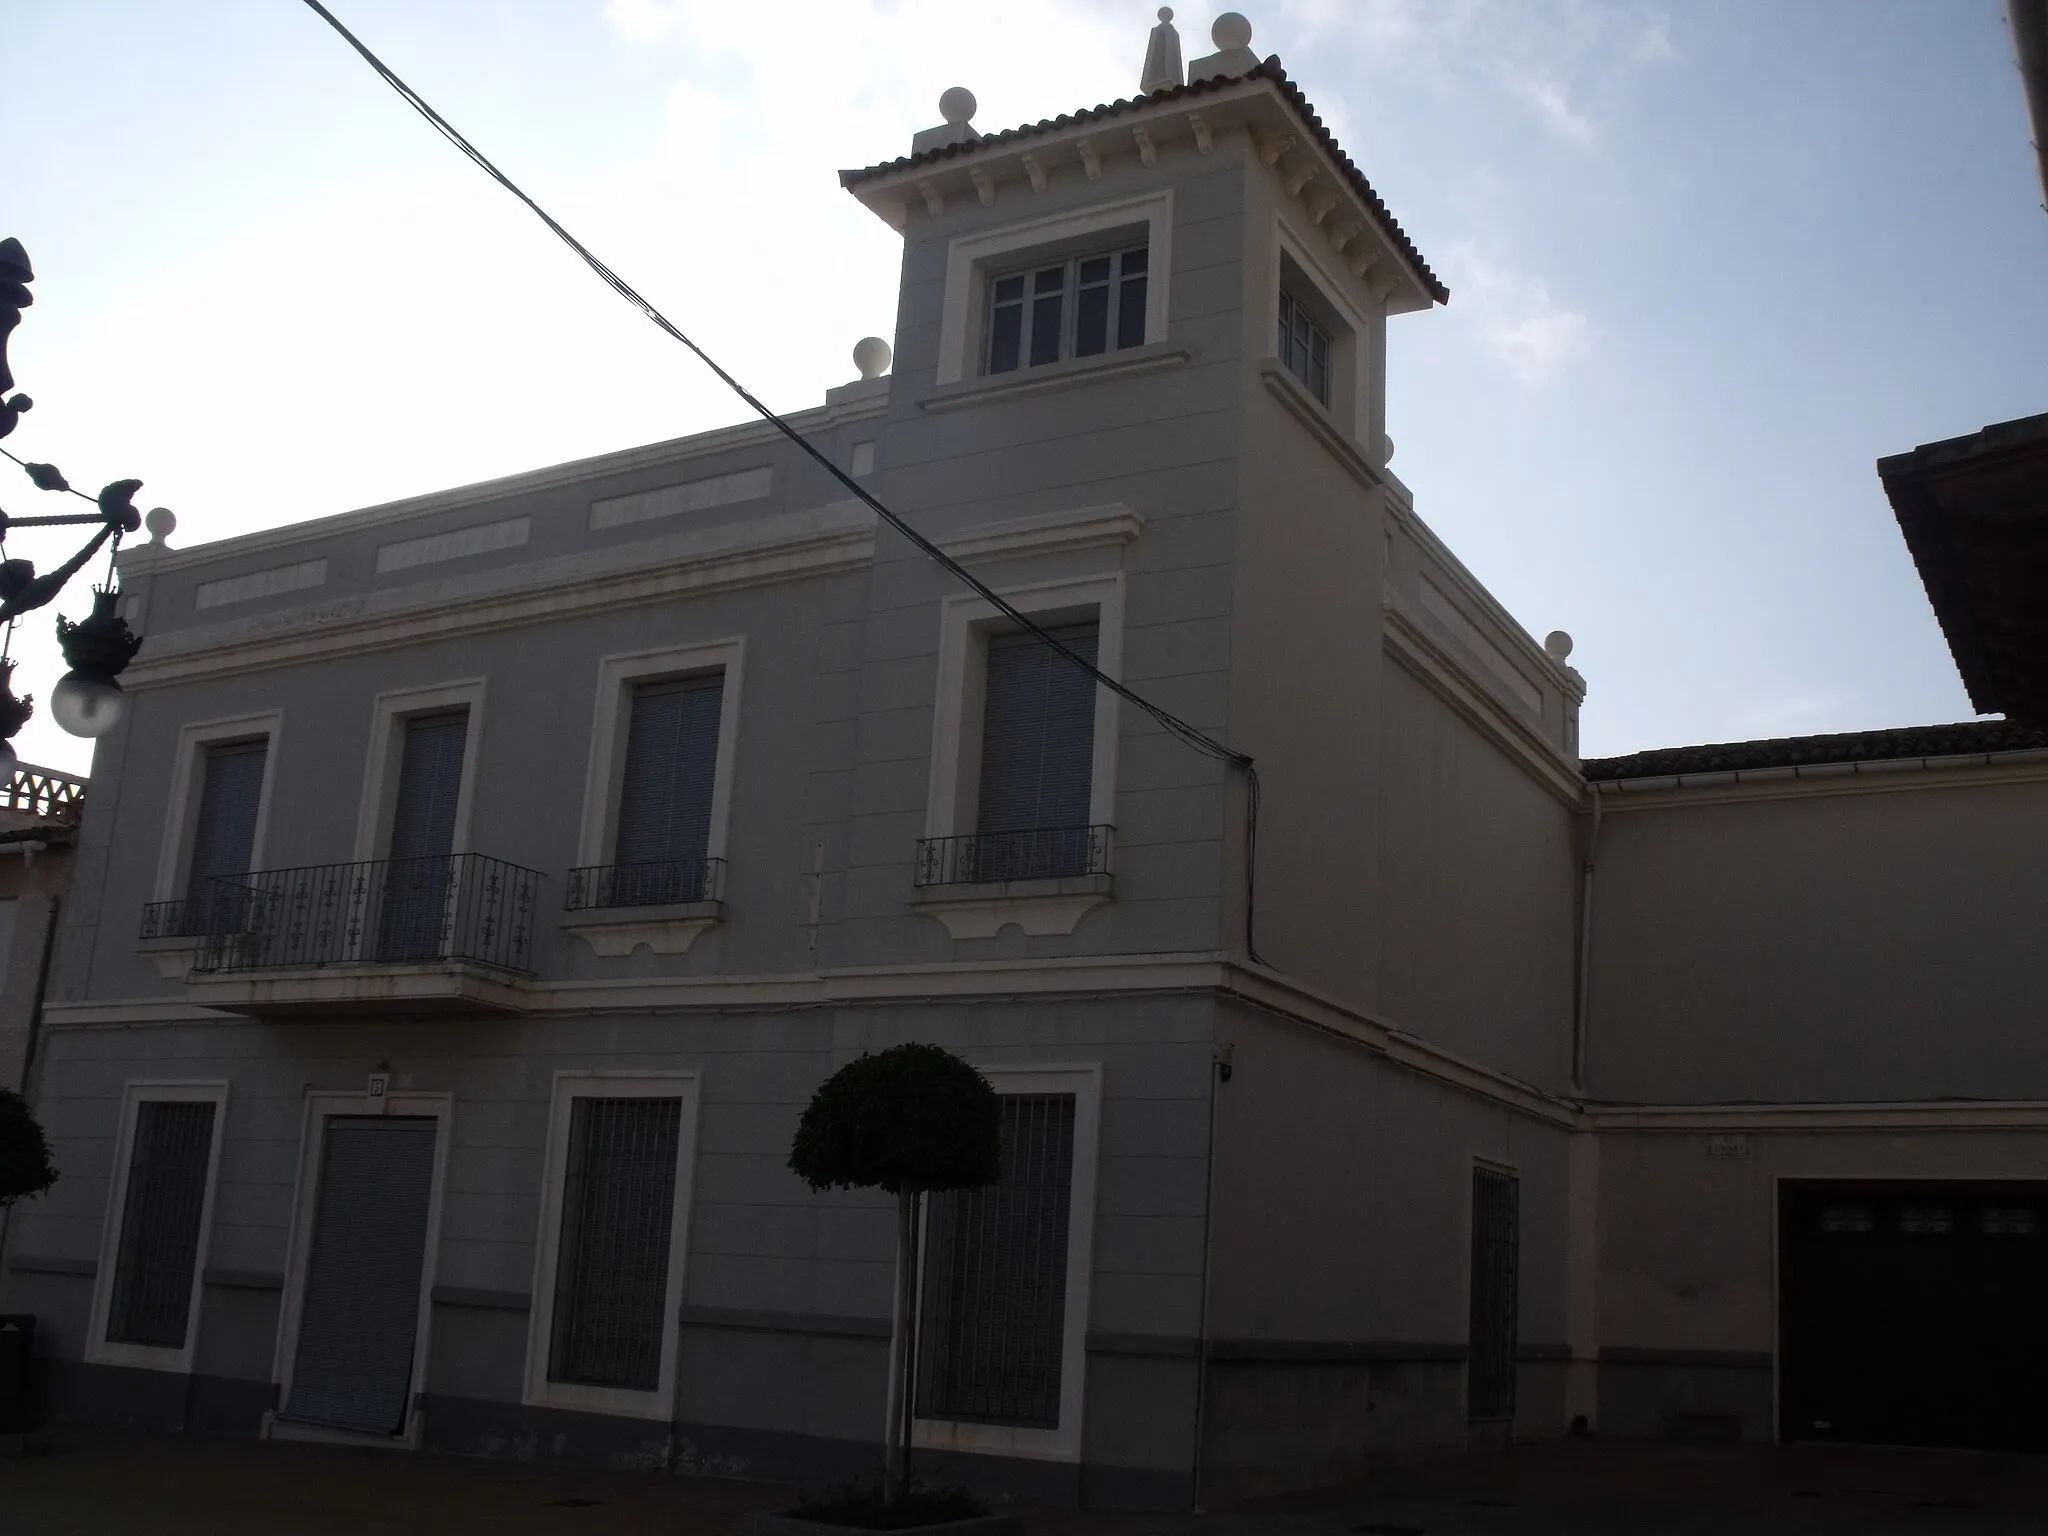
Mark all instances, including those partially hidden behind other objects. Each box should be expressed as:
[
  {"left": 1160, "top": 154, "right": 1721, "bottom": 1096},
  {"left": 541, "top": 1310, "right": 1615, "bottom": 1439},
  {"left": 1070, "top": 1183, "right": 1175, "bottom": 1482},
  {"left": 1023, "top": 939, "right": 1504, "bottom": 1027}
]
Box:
[
  {"left": 0, "top": 837, "right": 71, "bottom": 1094},
  {"left": 1586, "top": 768, "right": 2048, "bottom": 1105},
  {"left": 1200, "top": 1001, "right": 1574, "bottom": 1503},
  {"left": 1593, "top": 1125, "right": 2048, "bottom": 1442}
]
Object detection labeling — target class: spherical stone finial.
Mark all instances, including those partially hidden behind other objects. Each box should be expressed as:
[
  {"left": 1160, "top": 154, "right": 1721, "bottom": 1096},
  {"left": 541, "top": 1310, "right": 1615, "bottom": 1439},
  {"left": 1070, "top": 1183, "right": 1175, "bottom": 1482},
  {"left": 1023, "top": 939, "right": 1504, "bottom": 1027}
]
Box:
[
  {"left": 939, "top": 86, "right": 977, "bottom": 125},
  {"left": 853, "top": 336, "right": 893, "bottom": 380},
  {"left": 1544, "top": 630, "right": 1575, "bottom": 662},
  {"left": 1212, "top": 11, "right": 1253, "bottom": 49},
  {"left": 144, "top": 506, "right": 177, "bottom": 544},
  {"left": 1158, "top": 6, "right": 1174, "bottom": 20}
]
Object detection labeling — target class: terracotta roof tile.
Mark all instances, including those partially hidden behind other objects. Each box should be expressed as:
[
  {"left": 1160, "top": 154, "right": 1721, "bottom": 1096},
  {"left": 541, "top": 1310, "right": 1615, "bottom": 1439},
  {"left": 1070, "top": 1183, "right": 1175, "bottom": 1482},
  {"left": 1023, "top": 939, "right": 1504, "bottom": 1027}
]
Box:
[
  {"left": 839, "top": 59, "right": 1447, "bottom": 305},
  {"left": 1583, "top": 720, "right": 2048, "bottom": 782}
]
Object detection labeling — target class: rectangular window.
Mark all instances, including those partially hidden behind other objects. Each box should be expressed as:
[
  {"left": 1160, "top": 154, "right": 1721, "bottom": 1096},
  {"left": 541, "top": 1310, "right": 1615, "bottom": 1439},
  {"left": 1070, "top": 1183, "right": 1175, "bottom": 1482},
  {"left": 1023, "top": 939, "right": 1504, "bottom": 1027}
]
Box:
[
  {"left": 973, "top": 623, "right": 1099, "bottom": 880},
  {"left": 1468, "top": 1166, "right": 1520, "bottom": 1420},
  {"left": 1278, "top": 289, "right": 1331, "bottom": 404},
  {"left": 377, "top": 711, "right": 468, "bottom": 962},
  {"left": 182, "top": 739, "right": 267, "bottom": 933},
  {"left": 985, "top": 246, "right": 1148, "bottom": 376},
  {"left": 608, "top": 675, "right": 723, "bottom": 906},
  {"left": 917, "top": 1093, "right": 1077, "bottom": 1427},
  {"left": 547, "top": 1095, "right": 684, "bottom": 1392},
  {"left": 106, "top": 1100, "right": 219, "bottom": 1349}
]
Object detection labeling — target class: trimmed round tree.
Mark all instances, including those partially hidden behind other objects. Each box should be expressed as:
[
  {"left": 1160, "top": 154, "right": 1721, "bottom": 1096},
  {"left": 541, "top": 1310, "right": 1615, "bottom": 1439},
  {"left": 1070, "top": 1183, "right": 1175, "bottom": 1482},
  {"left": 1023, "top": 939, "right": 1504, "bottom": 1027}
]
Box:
[
  {"left": 0, "top": 1087, "right": 57, "bottom": 1209},
  {"left": 790, "top": 1044, "right": 1000, "bottom": 1502}
]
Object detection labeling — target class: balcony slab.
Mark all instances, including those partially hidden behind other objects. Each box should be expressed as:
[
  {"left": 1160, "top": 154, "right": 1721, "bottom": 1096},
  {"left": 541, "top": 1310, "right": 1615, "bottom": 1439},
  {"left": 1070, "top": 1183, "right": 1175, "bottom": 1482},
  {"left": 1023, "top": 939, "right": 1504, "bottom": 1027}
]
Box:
[{"left": 182, "top": 962, "right": 535, "bottom": 1019}]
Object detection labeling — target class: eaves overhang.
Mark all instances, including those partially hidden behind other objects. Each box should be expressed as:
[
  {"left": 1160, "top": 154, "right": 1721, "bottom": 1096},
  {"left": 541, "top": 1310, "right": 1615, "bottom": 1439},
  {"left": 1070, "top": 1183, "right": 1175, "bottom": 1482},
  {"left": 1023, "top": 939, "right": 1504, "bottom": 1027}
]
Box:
[
  {"left": 840, "top": 60, "right": 1446, "bottom": 314},
  {"left": 1878, "top": 410, "right": 2048, "bottom": 726}
]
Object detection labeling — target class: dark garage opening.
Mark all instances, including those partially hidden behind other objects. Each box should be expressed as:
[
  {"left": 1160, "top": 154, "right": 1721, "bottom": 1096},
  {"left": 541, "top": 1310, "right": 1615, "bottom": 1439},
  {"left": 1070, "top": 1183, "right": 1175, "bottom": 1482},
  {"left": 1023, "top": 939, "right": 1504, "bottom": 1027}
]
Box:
[{"left": 1781, "top": 1181, "right": 2048, "bottom": 1451}]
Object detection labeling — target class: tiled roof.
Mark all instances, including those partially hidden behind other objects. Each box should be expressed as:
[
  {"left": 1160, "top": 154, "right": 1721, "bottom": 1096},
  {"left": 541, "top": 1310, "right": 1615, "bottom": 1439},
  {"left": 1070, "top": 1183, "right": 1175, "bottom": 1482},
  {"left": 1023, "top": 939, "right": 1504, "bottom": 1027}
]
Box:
[
  {"left": 839, "top": 59, "right": 1448, "bottom": 305},
  {"left": 1582, "top": 721, "right": 2048, "bottom": 783}
]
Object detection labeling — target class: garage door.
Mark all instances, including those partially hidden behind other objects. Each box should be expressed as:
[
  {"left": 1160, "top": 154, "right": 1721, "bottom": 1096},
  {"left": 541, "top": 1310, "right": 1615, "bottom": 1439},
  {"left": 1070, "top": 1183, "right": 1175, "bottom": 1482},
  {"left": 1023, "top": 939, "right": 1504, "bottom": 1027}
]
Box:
[{"left": 1781, "top": 1182, "right": 2048, "bottom": 1450}]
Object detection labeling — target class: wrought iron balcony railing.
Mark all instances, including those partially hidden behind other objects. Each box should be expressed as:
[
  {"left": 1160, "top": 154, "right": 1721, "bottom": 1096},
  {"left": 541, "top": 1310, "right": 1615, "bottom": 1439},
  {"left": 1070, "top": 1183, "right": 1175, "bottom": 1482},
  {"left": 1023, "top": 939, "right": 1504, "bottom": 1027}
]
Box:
[
  {"left": 564, "top": 856, "right": 724, "bottom": 911},
  {"left": 139, "top": 892, "right": 243, "bottom": 942},
  {"left": 189, "top": 853, "right": 542, "bottom": 975},
  {"left": 914, "top": 824, "right": 1112, "bottom": 887}
]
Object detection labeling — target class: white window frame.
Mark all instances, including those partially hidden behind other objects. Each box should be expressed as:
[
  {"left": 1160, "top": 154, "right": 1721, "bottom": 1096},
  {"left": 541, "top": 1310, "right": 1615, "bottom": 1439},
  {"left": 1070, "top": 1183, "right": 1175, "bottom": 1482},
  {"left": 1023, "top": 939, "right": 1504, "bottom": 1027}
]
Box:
[
  {"left": 909, "top": 1062, "right": 1102, "bottom": 1463},
  {"left": 935, "top": 190, "right": 1174, "bottom": 385},
  {"left": 151, "top": 713, "right": 283, "bottom": 901},
  {"left": 269, "top": 1089, "right": 454, "bottom": 1436},
  {"left": 351, "top": 679, "right": 487, "bottom": 861},
  {"left": 523, "top": 1070, "right": 703, "bottom": 1421},
  {"left": 925, "top": 575, "right": 1124, "bottom": 842},
  {"left": 573, "top": 639, "right": 745, "bottom": 872},
  {"left": 86, "top": 1080, "right": 231, "bottom": 1374},
  {"left": 1270, "top": 222, "right": 1374, "bottom": 444},
  {"left": 982, "top": 244, "right": 1152, "bottom": 377}
]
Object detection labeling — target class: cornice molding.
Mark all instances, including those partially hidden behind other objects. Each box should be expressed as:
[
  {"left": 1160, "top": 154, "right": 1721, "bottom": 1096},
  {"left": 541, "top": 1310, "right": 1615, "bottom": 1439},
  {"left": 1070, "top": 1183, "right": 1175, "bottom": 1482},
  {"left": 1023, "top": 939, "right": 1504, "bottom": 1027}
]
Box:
[
  {"left": 1383, "top": 603, "right": 1586, "bottom": 808},
  {"left": 1589, "top": 1100, "right": 2048, "bottom": 1132},
  {"left": 117, "top": 409, "right": 838, "bottom": 580},
  {"left": 1589, "top": 751, "right": 2048, "bottom": 810},
  {"left": 939, "top": 503, "right": 1145, "bottom": 565},
  {"left": 124, "top": 502, "right": 878, "bottom": 689}
]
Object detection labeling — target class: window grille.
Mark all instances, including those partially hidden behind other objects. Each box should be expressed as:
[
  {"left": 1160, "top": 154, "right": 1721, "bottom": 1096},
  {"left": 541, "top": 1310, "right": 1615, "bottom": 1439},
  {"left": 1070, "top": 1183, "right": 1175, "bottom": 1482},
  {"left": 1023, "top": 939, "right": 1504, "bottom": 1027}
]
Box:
[
  {"left": 986, "top": 247, "right": 1148, "bottom": 375},
  {"left": 1278, "top": 290, "right": 1331, "bottom": 403},
  {"left": 975, "top": 623, "right": 1098, "bottom": 879},
  {"left": 917, "top": 1093, "right": 1076, "bottom": 1427},
  {"left": 1467, "top": 1166, "right": 1519, "bottom": 1421},
  {"left": 548, "top": 1096, "right": 684, "bottom": 1392},
  {"left": 106, "top": 1101, "right": 218, "bottom": 1348},
  {"left": 181, "top": 740, "right": 266, "bottom": 933}
]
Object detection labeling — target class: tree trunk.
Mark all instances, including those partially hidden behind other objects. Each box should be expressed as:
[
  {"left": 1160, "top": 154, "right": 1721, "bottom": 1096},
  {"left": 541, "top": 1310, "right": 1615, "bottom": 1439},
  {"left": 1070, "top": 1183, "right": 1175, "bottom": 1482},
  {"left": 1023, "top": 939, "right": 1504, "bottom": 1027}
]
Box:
[{"left": 885, "top": 1186, "right": 920, "bottom": 1503}]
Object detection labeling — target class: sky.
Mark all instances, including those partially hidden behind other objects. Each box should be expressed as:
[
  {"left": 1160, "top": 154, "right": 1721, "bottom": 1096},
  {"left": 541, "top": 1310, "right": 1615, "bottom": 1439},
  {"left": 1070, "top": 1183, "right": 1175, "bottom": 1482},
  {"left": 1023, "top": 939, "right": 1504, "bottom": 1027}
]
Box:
[{"left": 7, "top": 0, "right": 2045, "bottom": 773}]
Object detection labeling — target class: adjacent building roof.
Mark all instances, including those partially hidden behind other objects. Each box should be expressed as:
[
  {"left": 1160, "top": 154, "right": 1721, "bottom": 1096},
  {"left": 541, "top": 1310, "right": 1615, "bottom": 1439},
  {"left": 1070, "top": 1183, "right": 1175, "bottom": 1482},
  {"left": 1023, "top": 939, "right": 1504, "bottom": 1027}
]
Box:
[
  {"left": 1583, "top": 720, "right": 2048, "bottom": 782},
  {"left": 839, "top": 59, "right": 1448, "bottom": 306},
  {"left": 1879, "top": 410, "right": 2048, "bottom": 727}
]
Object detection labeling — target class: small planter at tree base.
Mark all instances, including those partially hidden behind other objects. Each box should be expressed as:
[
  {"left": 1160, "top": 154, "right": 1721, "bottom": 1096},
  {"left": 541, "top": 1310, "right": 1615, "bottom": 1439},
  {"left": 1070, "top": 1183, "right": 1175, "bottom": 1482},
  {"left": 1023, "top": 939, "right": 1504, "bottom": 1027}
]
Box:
[{"left": 755, "top": 1515, "right": 1023, "bottom": 1536}]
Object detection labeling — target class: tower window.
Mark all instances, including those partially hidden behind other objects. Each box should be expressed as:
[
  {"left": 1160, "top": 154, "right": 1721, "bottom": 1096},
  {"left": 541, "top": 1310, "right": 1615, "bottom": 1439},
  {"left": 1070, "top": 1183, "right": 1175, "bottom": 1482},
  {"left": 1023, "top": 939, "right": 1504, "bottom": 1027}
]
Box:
[
  {"left": 1278, "top": 289, "right": 1331, "bottom": 404},
  {"left": 985, "top": 246, "right": 1148, "bottom": 375}
]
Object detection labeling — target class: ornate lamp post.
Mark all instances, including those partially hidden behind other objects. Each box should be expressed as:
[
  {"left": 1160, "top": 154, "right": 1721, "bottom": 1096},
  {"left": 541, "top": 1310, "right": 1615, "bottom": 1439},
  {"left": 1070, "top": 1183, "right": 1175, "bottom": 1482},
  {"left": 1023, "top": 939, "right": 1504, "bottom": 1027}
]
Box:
[{"left": 0, "top": 237, "right": 147, "bottom": 774}]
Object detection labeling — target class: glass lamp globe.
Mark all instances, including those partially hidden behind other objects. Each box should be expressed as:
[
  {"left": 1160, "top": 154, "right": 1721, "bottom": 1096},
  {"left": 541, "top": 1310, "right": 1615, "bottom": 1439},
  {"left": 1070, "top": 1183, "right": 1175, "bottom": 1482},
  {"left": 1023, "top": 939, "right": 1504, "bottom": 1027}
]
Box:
[{"left": 50, "top": 671, "right": 128, "bottom": 738}]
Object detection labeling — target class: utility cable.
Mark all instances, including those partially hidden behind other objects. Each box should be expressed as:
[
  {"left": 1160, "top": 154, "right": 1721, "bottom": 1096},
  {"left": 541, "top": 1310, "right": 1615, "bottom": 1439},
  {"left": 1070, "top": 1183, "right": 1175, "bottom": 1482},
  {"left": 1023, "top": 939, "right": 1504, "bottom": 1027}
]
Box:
[{"left": 300, "top": 0, "right": 1266, "bottom": 965}]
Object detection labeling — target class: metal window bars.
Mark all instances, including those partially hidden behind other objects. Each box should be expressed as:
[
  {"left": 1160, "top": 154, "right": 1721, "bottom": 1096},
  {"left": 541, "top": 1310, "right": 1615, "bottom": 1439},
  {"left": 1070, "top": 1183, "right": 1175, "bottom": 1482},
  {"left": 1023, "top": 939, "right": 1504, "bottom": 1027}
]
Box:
[
  {"left": 914, "top": 825, "right": 1112, "bottom": 888},
  {"left": 563, "top": 857, "right": 724, "bottom": 912},
  {"left": 185, "top": 853, "right": 542, "bottom": 975}
]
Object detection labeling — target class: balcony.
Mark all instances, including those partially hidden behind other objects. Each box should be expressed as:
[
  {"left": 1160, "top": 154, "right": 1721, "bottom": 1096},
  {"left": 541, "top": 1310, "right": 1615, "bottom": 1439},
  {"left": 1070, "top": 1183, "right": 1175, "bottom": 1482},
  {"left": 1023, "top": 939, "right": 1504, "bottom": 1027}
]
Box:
[
  {"left": 559, "top": 856, "right": 726, "bottom": 957},
  {"left": 167, "top": 854, "right": 543, "bottom": 1018},
  {"left": 910, "top": 824, "right": 1114, "bottom": 939}
]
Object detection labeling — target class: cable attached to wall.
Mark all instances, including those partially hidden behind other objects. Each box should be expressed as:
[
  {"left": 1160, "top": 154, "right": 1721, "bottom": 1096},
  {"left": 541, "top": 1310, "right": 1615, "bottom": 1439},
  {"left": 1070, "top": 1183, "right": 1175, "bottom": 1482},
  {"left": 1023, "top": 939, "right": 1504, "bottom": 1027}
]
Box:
[{"left": 299, "top": 0, "right": 1267, "bottom": 965}]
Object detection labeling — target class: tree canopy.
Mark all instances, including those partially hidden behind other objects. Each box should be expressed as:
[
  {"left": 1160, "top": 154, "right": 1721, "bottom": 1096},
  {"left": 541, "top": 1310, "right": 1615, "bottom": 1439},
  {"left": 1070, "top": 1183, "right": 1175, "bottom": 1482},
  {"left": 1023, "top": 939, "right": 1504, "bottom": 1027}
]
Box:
[
  {"left": 0, "top": 1087, "right": 57, "bottom": 1209},
  {"left": 790, "top": 1043, "right": 1001, "bottom": 1195}
]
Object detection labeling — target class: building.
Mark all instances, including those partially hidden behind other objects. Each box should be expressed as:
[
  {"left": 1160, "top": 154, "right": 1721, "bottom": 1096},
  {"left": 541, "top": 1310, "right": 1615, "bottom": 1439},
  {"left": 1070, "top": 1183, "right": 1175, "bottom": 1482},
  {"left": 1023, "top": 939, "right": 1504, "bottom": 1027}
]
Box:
[
  {"left": 0, "top": 762, "right": 85, "bottom": 1097},
  {"left": 2, "top": 12, "right": 2045, "bottom": 1508}
]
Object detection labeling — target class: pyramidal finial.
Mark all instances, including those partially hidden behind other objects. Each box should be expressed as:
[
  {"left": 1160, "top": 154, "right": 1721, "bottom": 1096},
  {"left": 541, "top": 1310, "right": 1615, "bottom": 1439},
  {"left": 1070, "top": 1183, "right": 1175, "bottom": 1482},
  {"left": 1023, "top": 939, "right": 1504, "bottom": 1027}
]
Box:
[{"left": 1140, "top": 7, "right": 1184, "bottom": 94}]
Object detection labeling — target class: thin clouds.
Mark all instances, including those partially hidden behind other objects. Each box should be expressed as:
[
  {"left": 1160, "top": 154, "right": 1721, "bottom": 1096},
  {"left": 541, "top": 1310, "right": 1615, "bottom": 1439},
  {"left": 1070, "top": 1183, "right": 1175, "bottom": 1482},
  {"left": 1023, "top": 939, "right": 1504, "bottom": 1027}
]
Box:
[{"left": 1441, "top": 241, "right": 1594, "bottom": 385}]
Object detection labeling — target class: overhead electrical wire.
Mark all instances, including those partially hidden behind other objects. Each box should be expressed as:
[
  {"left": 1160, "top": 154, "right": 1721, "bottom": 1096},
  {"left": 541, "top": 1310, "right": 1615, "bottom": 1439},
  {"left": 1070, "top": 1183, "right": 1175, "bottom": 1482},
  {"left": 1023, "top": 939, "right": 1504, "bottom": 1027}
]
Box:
[{"left": 299, "top": 0, "right": 1267, "bottom": 966}]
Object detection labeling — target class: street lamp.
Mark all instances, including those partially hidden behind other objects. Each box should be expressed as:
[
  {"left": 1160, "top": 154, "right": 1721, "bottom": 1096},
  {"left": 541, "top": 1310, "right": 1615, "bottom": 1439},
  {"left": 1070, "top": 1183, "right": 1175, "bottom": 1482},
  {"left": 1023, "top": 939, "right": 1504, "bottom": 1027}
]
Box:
[{"left": 0, "top": 236, "right": 148, "bottom": 769}]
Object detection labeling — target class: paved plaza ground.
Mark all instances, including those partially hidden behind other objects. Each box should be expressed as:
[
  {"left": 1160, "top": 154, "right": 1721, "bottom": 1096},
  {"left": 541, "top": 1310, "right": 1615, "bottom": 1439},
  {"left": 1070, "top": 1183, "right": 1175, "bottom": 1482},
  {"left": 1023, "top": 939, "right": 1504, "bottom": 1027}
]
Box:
[{"left": 5, "top": 1431, "right": 2048, "bottom": 1534}]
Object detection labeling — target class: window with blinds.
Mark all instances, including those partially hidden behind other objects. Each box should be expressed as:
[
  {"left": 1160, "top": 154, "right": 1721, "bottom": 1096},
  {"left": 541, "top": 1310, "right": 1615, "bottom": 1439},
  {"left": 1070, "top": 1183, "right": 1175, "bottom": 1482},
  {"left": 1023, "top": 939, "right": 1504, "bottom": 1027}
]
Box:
[
  {"left": 975, "top": 624, "right": 1098, "bottom": 882},
  {"left": 183, "top": 739, "right": 266, "bottom": 932},
  {"left": 106, "top": 1100, "right": 218, "bottom": 1349},
  {"left": 916, "top": 1093, "right": 1076, "bottom": 1428},
  {"left": 609, "top": 675, "right": 723, "bottom": 905},
  {"left": 377, "top": 711, "right": 467, "bottom": 962},
  {"left": 547, "top": 1095, "right": 684, "bottom": 1392}
]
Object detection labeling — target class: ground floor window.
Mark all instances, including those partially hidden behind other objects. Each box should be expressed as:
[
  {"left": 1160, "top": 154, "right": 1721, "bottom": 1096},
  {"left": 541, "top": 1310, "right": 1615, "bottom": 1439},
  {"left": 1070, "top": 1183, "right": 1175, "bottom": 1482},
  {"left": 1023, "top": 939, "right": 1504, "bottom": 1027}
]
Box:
[
  {"left": 917, "top": 1092, "right": 1077, "bottom": 1428},
  {"left": 547, "top": 1095, "right": 684, "bottom": 1391},
  {"left": 1468, "top": 1164, "right": 1520, "bottom": 1420},
  {"left": 106, "top": 1100, "right": 219, "bottom": 1348}
]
